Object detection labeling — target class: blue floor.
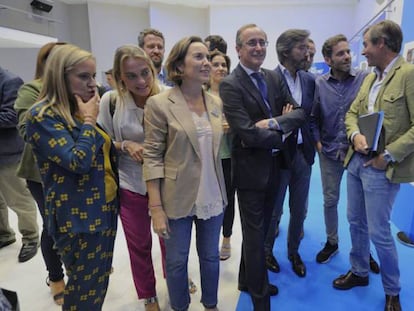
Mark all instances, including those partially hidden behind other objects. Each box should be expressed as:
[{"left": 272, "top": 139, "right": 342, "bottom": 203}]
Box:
[{"left": 235, "top": 159, "right": 414, "bottom": 311}]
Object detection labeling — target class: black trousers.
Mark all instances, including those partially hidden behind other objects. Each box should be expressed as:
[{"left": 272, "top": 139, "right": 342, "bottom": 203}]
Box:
[
  {"left": 27, "top": 180, "right": 64, "bottom": 282},
  {"left": 237, "top": 155, "right": 281, "bottom": 311},
  {"left": 221, "top": 158, "right": 236, "bottom": 238}
]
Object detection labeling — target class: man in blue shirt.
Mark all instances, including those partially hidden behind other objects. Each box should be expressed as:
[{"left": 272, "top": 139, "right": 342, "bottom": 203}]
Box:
[{"left": 310, "top": 35, "right": 378, "bottom": 272}]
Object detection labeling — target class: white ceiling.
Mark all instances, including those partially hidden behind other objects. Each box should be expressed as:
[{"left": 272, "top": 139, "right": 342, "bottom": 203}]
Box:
[{"left": 60, "top": 0, "right": 357, "bottom": 8}]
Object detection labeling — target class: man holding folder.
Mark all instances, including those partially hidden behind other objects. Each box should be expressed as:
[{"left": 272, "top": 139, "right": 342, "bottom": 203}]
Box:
[{"left": 333, "top": 20, "right": 414, "bottom": 311}]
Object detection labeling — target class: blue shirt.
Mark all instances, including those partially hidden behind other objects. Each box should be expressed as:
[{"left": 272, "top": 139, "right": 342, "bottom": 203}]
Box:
[{"left": 311, "top": 69, "right": 368, "bottom": 161}]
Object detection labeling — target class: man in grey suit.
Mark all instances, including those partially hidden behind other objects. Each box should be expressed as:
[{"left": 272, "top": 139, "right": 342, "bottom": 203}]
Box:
[
  {"left": 219, "top": 24, "right": 305, "bottom": 311},
  {"left": 0, "top": 66, "right": 39, "bottom": 262}
]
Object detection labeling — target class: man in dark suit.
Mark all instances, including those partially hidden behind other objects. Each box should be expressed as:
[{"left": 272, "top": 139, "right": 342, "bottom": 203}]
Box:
[
  {"left": 264, "top": 29, "right": 316, "bottom": 278},
  {"left": 219, "top": 24, "right": 305, "bottom": 311}
]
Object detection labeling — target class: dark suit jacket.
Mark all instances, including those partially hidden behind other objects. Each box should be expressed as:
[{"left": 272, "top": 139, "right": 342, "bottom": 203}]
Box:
[
  {"left": 274, "top": 67, "right": 316, "bottom": 166},
  {"left": 219, "top": 64, "right": 305, "bottom": 191}
]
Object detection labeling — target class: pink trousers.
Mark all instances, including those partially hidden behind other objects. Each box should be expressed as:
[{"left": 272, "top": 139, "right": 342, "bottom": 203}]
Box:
[{"left": 119, "top": 188, "right": 166, "bottom": 299}]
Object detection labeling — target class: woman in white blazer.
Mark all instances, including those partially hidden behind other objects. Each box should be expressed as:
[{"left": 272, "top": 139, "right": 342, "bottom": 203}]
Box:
[{"left": 143, "top": 36, "right": 227, "bottom": 311}]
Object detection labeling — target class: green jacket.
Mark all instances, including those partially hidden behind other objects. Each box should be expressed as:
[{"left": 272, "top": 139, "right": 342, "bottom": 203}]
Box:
[
  {"left": 14, "top": 79, "right": 42, "bottom": 182},
  {"left": 345, "top": 56, "right": 414, "bottom": 183}
]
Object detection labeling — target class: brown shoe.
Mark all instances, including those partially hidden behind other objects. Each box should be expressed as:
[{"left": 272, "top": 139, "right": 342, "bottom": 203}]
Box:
[
  {"left": 47, "top": 278, "right": 65, "bottom": 306},
  {"left": 385, "top": 295, "right": 401, "bottom": 311},
  {"left": 220, "top": 237, "right": 231, "bottom": 261},
  {"left": 144, "top": 297, "right": 160, "bottom": 311}
]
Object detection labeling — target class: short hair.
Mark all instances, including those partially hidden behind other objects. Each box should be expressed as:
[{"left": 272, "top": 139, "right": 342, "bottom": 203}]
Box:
[
  {"left": 138, "top": 28, "right": 165, "bottom": 48},
  {"left": 364, "top": 20, "right": 402, "bottom": 53},
  {"left": 34, "top": 41, "right": 67, "bottom": 79},
  {"left": 276, "top": 29, "right": 310, "bottom": 64},
  {"left": 112, "top": 44, "right": 160, "bottom": 102},
  {"left": 236, "top": 24, "right": 266, "bottom": 48},
  {"left": 38, "top": 44, "right": 94, "bottom": 126},
  {"left": 165, "top": 36, "right": 206, "bottom": 85},
  {"left": 322, "top": 34, "right": 348, "bottom": 58},
  {"left": 204, "top": 35, "right": 227, "bottom": 54}
]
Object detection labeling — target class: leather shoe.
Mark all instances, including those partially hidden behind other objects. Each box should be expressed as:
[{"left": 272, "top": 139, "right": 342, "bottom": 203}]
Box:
[
  {"left": 18, "top": 241, "right": 38, "bottom": 263},
  {"left": 0, "top": 238, "right": 16, "bottom": 249},
  {"left": 238, "top": 284, "right": 278, "bottom": 296},
  {"left": 384, "top": 294, "right": 401, "bottom": 311},
  {"left": 288, "top": 253, "right": 306, "bottom": 277},
  {"left": 369, "top": 254, "right": 380, "bottom": 274},
  {"left": 265, "top": 254, "right": 280, "bottom": 273},
  {"left": 333, "top": 270, "right": 368, "bottom": 290}
]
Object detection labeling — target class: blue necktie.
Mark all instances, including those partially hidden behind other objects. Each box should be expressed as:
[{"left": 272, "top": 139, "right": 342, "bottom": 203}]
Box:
[{"left": 251, "top": 72, "right": 272, "bottom": 117}]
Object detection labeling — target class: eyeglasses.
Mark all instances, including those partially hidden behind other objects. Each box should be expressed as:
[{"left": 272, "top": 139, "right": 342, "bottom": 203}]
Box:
[{"left": 243, "top": 40, "right": 269, "bottom": 48}]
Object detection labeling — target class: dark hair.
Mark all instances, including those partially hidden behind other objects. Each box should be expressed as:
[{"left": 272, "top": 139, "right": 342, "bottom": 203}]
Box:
[
  {"left": 276, "top": 29, "right": 310, "bottom": 64},
  {"left": 137, "top": 28, "right": 165, "bottom": 48},
  {"left": 205, "top": 35, "right": 227, "bottom": 54},
  {"left": 322, "top": 34, "right": 348, "bottom": 58},
  {"left": 209, "top": 50, "right": 231, "bottom": 72},
  {"left": 166, "top": 36, "right": 206, "bottom": 85},
  {"left": 364, "top": 20, "right": 402, "bottom": 53}
]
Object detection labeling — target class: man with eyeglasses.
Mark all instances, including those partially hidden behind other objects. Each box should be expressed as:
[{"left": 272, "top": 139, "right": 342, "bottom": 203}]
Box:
[
  {"left": 219, "top": 24, "right": 305, "bottom": 311},
  {"left": 263, "top": 29, "right": 315, "bottom": 279}
]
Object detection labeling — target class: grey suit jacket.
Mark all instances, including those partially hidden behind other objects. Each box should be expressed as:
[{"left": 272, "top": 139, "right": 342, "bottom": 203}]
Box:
[{"left": 143, "top": 86, "right": 227, "bottom": 218}]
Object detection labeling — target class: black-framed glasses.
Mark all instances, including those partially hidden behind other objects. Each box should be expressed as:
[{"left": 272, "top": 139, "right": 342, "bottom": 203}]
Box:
[{"left": 244, "top": 39, "right": 268, "bottom": 48}]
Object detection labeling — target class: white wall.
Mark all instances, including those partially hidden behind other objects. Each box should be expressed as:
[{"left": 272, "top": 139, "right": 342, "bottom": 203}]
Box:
[
  {"left": 209, "top": 3, "right": 355, "bottom": 70},
  {"left": 87, "top": 1, "right": 149, "bottom": 83},
  {"left": 150, "top": 3, "right": 209, "bottom": 58}
]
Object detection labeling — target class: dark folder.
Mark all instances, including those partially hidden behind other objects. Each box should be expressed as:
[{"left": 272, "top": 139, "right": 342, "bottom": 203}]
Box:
[{"left": 358, "top": 111, "right": 384, "bottom": 152}]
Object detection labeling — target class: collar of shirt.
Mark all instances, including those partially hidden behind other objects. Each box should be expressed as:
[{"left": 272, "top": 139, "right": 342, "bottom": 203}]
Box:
[
  {"left": 326, "top": 67, "right": 357, "bottom": 82},
  {"left": 373, "top": 55, "right": 399, "bottom": 81},
  {"left": 240, "top": 62, "right": 263, "bottom": 88}
]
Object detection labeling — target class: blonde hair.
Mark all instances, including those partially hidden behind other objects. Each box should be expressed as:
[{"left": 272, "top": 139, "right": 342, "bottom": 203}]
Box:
[
  {"left": 37, "top": 44, "right": 95, "bottom": 126},
  {"left": 113, "top": 44, "right": 160, "bottom": 103}
]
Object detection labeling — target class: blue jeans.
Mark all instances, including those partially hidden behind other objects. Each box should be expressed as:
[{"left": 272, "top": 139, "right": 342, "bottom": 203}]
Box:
[
  {"left": 164, "top": 213, "right": 224, "bottom": 311},
  {"left": 347, "top": 153, "right": 400, "bottom": 295},
  {"left": 319, "top": 152, "right": 345, "bottom": 245}
]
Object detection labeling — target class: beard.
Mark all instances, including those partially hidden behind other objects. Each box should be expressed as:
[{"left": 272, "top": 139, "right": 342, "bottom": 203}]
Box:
[{"left": 152, "top": 58, "right": 163, "bottom": 69}]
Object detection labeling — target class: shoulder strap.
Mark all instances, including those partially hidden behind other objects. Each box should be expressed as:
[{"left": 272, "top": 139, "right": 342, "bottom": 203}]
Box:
[{"left": 109, "top": 91, "right": 116, "bottom": 117}]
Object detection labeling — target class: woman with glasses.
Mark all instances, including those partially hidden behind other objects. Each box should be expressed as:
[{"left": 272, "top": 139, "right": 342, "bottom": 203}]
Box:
[
  {"left": 97, "top": 45, "right": 165, "bottom": 311},
  {"left": 26, "top": 44, "right": 118, "bottom": 311},
  {"left": 143, "top": 36, "right": 227, "bottom": 311}
]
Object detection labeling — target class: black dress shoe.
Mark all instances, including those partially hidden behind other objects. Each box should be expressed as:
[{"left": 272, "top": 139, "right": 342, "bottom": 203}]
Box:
[
  {"left": 18, "top": 241, "right": 38, "bottom": 263},
  {"left": 385, "top": 294, "right": 401, "bottom": 311},
  {"left": 0, "top": 238, "right": 16, "bottom": 249},
  {"left": 265, "top": 254, "right": 280, "bottom": 273},
  {"left": 238, "top": 284, "right": 278, "bottom": 296},
  {"left": 288, "top": 253, "right": 306, "bottom": 277},
  {"left": 333, "top": 270, "right": 369, "bottom": 290},
  {"left": 369, "top": 254, "right": 380, "bottom": 274}
]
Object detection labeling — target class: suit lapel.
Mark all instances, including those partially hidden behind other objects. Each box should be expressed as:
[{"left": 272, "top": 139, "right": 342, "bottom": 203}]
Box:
[
  {"left": 168, "top": 87, "right": 201, "bottom": 158},
  {"left": 236, "top": 65, "right": 271, "bottom": 117}
]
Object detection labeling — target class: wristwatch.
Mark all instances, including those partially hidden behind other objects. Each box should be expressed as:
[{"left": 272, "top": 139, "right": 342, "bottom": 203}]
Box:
[
  {"left": 268, "top": 118, "right": 277, "bottom": 130},
  {"left": 382, "top": 150, "right": 394, "bottom": 164}
]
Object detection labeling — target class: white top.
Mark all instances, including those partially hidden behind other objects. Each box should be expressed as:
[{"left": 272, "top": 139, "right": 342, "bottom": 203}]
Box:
[
  {"left": 189, "top": 111, "right": 223, "bottom": 220},
  {"left": 98, "top": 91, "right": 146, "bottom": 195}
]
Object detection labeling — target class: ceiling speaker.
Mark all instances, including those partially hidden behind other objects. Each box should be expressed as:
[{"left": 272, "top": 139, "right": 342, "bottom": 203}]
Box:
[{"left": 30, "top": 0, "right": 53, "bottom": 13}]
